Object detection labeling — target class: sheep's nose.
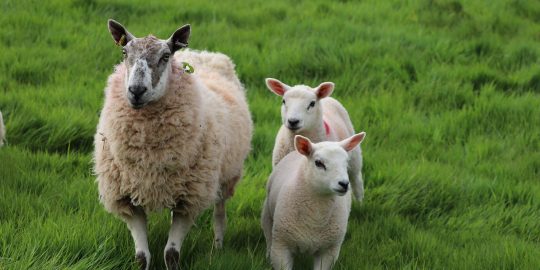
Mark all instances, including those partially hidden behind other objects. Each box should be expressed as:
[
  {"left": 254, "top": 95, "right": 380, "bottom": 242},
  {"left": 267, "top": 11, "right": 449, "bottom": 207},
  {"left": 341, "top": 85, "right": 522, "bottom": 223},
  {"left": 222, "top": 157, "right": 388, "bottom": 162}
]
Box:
[
  {"left": 338, "top": 180, "right": 349, "bottom": 190},
  {"left": 128, "top": 85, "right": 147, "bottom": 99},
  {"left": 288, "top": 118, "right": 300, "bottom": 127}
]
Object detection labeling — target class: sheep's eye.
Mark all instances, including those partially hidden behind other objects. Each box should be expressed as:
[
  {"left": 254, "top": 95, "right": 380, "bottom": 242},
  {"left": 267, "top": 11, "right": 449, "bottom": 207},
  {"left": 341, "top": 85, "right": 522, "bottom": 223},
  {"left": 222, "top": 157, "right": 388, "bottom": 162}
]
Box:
[
  {"left": 282, "top": 99, "right": 286, "bottom": 105},
  {"left": 315, "top": 160, "right": 326, "bottom": 170},
  {"left": 122, "top": 49, "right": 127, "bottom": 57},
  {"left": 161, "top": 53, "right": 170, "bottom": 62},
  {"left": 308, "top": 101, "right": 316, "bottom": 109}
]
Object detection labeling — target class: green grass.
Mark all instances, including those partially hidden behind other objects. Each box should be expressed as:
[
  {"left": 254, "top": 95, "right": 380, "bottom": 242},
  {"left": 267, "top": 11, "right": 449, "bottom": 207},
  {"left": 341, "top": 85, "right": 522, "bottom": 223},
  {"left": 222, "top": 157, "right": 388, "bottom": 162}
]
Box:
[{"left": 1, "top": 0, "right": 540, "bottom": 269}]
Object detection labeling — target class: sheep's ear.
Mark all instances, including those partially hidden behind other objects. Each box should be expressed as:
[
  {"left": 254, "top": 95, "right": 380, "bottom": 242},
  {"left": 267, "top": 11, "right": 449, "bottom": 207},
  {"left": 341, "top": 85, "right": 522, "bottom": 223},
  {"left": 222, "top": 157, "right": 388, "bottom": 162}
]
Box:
[
  {"left": 265, "top": 78, "right": 290, "bottom": 96},
  {"left": 340, "top": 132, "right": 365, "bottom": 152},
  {"left": 294, "top": 135, "right": 313, "bottom": 156},
  {"left": 108, "top": 19, "right": 135, "bottom": 46},
  {"left": 315, "top": 82, "right": 334, "bottom": 99},
  {"left": 167, "top": 24, "right": 190, "bottom": 53}
]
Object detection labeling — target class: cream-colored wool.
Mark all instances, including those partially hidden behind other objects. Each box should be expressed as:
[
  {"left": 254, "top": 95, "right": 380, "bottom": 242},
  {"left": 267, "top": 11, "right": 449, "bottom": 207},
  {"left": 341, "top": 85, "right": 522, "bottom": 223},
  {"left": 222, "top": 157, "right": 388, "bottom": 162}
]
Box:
[
  {"left": 262, "top": 134, "right": 365, "bottom": 270},
  {"left": 94, "top": 50, "right": 252, "bottom": 219},
  {"left": 266, "top": 79, "right": 364, "bottom": 201},
  {"left": 0, "top": 111, "right": 4, "bottom": 147}
]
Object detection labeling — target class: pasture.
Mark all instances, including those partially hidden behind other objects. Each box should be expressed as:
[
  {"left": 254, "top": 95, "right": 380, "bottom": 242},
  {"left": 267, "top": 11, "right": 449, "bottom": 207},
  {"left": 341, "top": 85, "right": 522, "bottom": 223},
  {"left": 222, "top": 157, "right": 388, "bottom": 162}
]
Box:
[{"left": 1, "top": 0, "right": 540, "bottom": 269}]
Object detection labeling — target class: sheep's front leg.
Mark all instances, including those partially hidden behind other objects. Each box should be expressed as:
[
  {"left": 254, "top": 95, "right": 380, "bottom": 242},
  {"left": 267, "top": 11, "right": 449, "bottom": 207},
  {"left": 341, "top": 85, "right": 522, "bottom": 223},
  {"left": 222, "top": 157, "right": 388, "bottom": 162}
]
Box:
[
  {"left": 164, "top": 212, "right": 193, "bottom": 270},
  {"left": 213, "top": 199, "right": 226, "bottom": 249},
  {"left": 124, "top": 208, "right": 150, "bottom": 270},
  {"left": 348, "top": 147, "right": 364, "bottom": 202},
  {"left": 313, "top": 246, "right": 341, "bottom": 270},
  {"left": 270, "top": 242, "right": 293, "bottom": 270}
]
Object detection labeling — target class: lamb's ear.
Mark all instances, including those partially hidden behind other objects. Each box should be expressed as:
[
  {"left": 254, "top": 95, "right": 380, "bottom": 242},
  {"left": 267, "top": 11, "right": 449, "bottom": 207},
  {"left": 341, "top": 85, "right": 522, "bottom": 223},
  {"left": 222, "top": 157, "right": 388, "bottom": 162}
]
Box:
[
  {"left": 315, "top": 82, "right": 334, "bottom": 99},
  {"left": 167, "top": 24, "right": 190, "bottom": 53},
  {"left": 108, "top": 19, "right": 135, "bottom": 46},
  {"left": 340, "top": 132, "right": 366, "bottom": 152},
  {"left": 294, "top": 135, "right": 313, "bottom": 156},
  {"left": 265, "top": 78, "right": 290, "bottom": 96}
]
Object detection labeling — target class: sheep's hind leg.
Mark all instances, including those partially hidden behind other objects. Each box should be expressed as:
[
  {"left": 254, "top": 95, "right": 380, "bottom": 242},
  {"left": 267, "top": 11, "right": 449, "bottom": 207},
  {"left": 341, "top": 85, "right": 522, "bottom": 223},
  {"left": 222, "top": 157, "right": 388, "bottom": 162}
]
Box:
[
  {"left": 348, "top": 147, "right": 364, "bottom": 202},
  {"left": 213, "top": 175, "right": 240, "bottom": 249},
  {"left": 164, "top": 212, "right": 194, "bottom": 270},
  {"left": 123, "top": 206, "right": 150, "bottom": 270},
  {"left": 213, "top": 198, "right": 226, "bottom": 249}
]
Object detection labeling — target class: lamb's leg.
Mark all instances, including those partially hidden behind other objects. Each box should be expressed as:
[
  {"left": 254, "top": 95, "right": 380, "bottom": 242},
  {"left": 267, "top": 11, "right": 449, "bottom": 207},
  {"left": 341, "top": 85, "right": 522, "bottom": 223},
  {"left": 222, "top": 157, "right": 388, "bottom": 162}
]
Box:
[
  {"left": 123, "top": 207, "right": 150, "bottom": 270},
  {"left": 213, "top": 198, "right": 226, "bottom": 249},
  {"left": 164, "top": 212, "right": 193, "bottom": 270},
  {"left": 270, "top": 242, "right": 293, "bottom": 270},
  {"left": 261, "top": 198, "right": 273, "bottom": 258},
  {"left": 348, "top": 147, "right": 364, "bottom": 202},
  {"left": 313, "top": 246, "right": 341, "bottom": 270}
]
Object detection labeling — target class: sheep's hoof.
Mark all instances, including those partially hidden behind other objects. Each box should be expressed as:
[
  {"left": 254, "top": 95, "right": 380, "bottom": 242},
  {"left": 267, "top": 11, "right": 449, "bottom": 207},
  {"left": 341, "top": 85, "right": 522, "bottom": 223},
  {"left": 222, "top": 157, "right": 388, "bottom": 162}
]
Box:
[
  {"left": 165, "top": 248, "right": 180, "bottom": 270},
  {"left": 135, "top": 251, "right": 148, "bottom": 270},
  {"left": 214, "top": 238, "right": 223, "bottom": 249}
]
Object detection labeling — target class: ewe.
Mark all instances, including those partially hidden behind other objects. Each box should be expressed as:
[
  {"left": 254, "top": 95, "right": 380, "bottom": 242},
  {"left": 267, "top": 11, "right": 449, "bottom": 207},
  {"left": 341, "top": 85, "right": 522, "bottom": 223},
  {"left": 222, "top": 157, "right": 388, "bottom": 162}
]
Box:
[
  {"left": 262, "top": 133, "right": 366, "bottom": 270},
  {"left": 266, "top": 78, "right": 365, "bottom": 201},
  {"left": 94, "top": 19, "right": 252, "bottom": 270}
]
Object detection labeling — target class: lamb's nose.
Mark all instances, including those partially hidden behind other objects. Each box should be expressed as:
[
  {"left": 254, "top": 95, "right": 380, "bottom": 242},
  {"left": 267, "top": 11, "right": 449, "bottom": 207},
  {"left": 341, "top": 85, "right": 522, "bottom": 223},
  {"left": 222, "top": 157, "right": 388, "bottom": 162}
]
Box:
[
  {"left": 338, "top": 180, "right": 349, "bottom": 190},
  {"left": 128, "top": 85, "right": 147, "bottom": 99},
  {"left": 288, "top": 119, "right": 300, "bottom": 127}
]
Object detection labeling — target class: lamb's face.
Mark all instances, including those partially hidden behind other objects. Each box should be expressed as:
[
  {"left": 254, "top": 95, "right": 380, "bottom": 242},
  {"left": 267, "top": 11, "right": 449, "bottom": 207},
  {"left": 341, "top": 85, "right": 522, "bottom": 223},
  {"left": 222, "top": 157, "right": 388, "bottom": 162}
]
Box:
[
  {"left": 294, "top": 133, "right": 366, "bottom": 196},
  {"left": 107, "top": 19, "right": 190, "bottom": 109},
  {"left": 309, "top": 143, "right": 351, "bottom": 196},
  {"left": 122, "top": 37, "right": 172, "bottom": 108},
  {"left": 281, "top": 87, "right": 321, "bottom": 132},
  {"left": 265, "top": 78, "right": 334, "bottom": 133}
]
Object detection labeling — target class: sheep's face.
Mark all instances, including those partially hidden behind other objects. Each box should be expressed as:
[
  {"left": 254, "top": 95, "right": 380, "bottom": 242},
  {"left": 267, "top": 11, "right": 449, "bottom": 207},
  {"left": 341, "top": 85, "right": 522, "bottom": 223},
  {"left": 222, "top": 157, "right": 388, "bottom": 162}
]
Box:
[
  {"left": 266, "top": 78, "right": 334, "bottom": 133},
  {"left": 295, "top": 133, "right": 366, "bottom": 196},
  {"left": 107, "top": 19, "right": 190, "bottom": 109}
]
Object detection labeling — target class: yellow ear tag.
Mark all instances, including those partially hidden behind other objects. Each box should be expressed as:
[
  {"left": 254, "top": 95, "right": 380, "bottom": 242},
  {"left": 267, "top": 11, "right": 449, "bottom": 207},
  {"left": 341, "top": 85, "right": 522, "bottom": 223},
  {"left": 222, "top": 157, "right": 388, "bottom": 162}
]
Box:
[
  {"left": 182, "top": 62, "right": 194, "bottom": 74},
  {"left": 116, "top": 35, "right": 126, "bottom": 47}
]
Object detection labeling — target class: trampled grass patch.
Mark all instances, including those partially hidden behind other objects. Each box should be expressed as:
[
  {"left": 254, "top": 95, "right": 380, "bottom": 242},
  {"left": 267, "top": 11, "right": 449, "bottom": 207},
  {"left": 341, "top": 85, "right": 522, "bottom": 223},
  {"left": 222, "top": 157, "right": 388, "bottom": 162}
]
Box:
[{"left": 1, "top": 0, "right": 539, "bottom": 269}]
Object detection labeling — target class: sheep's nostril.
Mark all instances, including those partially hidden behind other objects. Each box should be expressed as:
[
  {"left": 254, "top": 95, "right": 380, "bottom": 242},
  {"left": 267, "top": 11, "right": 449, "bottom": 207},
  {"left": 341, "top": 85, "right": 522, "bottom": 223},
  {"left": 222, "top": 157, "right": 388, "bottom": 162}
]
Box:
[
  {"left": 128, "top": 86, "right": 148, "bottom": 99},
  {"left": 338, "top": 180, "right": 349, "bottom": 190},
  {"left": 288, "top": 119, "right": 300, "bottom": 127}
]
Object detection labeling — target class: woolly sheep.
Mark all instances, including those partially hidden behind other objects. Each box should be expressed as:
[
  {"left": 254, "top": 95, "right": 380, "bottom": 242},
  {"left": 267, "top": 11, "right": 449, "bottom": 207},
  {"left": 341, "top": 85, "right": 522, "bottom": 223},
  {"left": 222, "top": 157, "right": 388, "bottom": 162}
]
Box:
[
  {"left": 265, "top": 78, "right": 365, "bottom": 201},
  {"left": 261, "top": 133, "right": 366, "bottom": 270},
  {"left": 0, "top": 111, "right": 4, "bottom": 147},
  {"left": 94, "top": 19, "right": 252, "bottom": 270}
]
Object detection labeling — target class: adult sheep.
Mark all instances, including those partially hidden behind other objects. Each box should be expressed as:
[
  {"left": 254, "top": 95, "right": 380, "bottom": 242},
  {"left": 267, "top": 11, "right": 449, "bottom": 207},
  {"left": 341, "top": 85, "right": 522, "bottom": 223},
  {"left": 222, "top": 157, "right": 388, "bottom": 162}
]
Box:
[{"left": 94, "top": 19, "right": 252, "bottom": 270}]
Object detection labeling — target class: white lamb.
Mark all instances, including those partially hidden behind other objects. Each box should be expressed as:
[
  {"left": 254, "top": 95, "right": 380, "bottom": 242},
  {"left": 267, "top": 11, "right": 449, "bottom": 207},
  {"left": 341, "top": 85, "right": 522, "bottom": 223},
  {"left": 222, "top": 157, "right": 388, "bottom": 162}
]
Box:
[
  {"left": 94, "top": 19, "right": 252, "bottom": 270},
  {"left": 265, "top": 78, "right": 365, "bottom": 201},
  {"left": 0, "top": 111, "right": 4, "bottom": 147},
  {"left": 261, "top": 132, "right": 366, "bottom": 270}
]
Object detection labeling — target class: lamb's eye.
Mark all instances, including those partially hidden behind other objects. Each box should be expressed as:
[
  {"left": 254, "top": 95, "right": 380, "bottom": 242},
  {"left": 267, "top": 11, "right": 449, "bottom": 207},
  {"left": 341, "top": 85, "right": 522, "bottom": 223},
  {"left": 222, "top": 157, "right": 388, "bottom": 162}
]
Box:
[
  {"left": 122, "top": 49, "right": 127, "bottom": 57},
  {"left": 161, "top": 53, "right": 170, "bottom": 62},
  {"left": 282, "top": 99, "right": 286, "bottom": 105},
  {"left": 308, "top": 101, "right": 316, "bottom": 109},
  {"left": 315, "top": 160, "right": 326, "bottom": 170}
]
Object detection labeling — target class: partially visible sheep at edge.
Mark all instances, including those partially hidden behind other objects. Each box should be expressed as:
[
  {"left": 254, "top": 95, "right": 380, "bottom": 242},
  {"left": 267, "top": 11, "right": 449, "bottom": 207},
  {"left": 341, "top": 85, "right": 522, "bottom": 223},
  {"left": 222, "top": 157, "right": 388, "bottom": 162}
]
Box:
[
  {"left": 94, "top": 19, "right": 252, "bottom": 270},
  {"left": 262, "top": 133, "right": 366, "bottom": 270},
  {"left": 265, "top": 78, "right": 365, "bottom": 201}
]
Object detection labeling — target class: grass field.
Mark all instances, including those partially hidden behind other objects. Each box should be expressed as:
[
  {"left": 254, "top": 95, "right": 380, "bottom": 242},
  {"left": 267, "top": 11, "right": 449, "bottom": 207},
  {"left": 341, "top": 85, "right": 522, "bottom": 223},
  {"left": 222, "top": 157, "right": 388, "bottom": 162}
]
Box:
[{"left": 1, "top": 0, "right": 540, "bottom": 269}]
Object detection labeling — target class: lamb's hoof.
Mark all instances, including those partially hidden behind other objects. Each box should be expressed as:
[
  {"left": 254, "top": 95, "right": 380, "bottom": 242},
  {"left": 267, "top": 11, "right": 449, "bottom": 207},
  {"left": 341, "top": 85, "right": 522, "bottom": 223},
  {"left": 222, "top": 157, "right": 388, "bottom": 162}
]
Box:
[
  {"left": 165, "top": 248, "right": 180, "bottom": 270},
  {"left": 214, "top": 238, "right": 223, "bottom": 249},
  {"left": 135, "top": 251, "right": 148, "bottom": 270}
]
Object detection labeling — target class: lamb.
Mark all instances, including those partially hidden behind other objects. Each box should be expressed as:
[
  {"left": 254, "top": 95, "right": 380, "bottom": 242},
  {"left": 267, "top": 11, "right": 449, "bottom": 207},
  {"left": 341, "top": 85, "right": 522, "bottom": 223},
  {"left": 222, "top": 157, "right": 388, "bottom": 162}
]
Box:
[
  {"left": 93, "top": 19, "right": 252, "bottom": 270},
  {"left": 261, "top": 132, "right": 366, "bottom": 270},
  {"left": 0, "top": 111, "right": 4, "bottom": 147},
  {"left": 265, "top": 78, "right": 365, "bottom": 201}
]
